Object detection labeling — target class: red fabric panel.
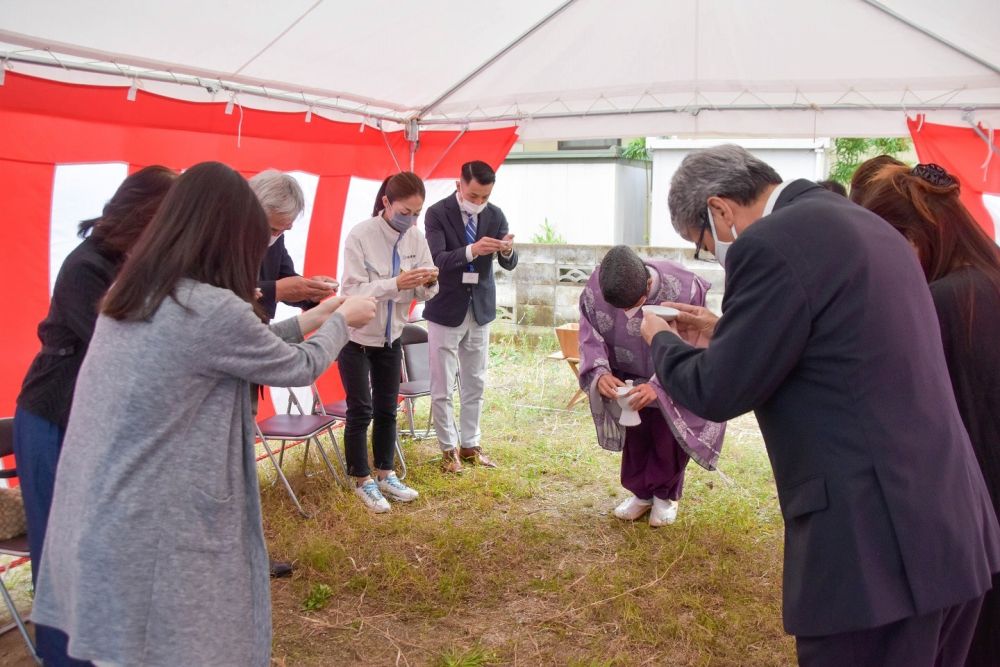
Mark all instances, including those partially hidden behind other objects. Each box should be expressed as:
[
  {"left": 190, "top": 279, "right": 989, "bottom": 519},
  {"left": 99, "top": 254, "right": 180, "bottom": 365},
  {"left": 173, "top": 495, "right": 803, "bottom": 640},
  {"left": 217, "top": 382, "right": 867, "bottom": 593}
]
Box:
[
  {"left": 908, "top": 116, "right": 1000, "bottom": 239},
  {"left": 0, "top": 72, "right": 518, "bottom": 179},
  {"left": 0, "top": 71, "right": 517, "bottom": 413},
  {"left": 257, "top": 386, "right": 275, "bottom": 421},
  {"left": 0, "top": 160, "right": 54, "bottom": 415},
  {"left": 305, "top": 176, "right": 351, "bottom": 404}
]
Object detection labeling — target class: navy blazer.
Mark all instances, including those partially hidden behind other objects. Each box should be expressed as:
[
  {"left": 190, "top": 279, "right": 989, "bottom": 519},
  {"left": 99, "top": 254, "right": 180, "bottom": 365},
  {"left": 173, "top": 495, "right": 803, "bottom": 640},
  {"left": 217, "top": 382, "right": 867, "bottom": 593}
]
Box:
[
  {"left": 258, "top": 235, "right": 315, "bottom": 320},
  {"left": 651, "top": 180, "right": 1000, "bottom": 637},
  {"left": 422, "top": 193, "right": 518, "bottom": 327}
]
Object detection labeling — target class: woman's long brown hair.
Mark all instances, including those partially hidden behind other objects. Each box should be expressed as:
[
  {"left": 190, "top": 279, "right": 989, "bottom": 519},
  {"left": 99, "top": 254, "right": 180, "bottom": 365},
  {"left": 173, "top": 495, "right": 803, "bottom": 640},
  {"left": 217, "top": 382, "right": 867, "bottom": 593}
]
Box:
[
  {"left": 79, "top": 165, "right": 178, "bottom": 258},
  {"left": 857, "top": 163, "right": 1000, "bottom": 343},
  {"left": 103, "top": 161, "right": 269, "bottom": 321}
]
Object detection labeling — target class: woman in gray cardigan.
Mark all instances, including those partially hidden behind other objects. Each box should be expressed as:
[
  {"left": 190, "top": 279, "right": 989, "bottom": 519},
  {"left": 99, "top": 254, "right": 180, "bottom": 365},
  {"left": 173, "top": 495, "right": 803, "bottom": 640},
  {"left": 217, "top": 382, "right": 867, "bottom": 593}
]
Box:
[{"left": 31, "top": 162, "right": 376, "bottom": 667}]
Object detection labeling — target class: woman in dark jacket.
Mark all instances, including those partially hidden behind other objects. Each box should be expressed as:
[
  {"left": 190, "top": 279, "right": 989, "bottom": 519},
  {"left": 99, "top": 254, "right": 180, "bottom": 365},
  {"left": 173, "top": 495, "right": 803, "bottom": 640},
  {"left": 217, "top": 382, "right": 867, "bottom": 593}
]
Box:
[
  {"left": 13, "top": 165, "right": 177, "bottom": 666},
  {"left": 857, "top": 161, "right": 1000, "bottom": 667}
]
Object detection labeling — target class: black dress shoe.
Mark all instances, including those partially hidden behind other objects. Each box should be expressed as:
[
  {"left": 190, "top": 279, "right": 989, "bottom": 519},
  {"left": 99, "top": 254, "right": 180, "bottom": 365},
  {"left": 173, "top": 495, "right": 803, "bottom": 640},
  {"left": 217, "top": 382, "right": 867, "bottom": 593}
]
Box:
[{"left": 269, "top": 558, "right": 294, "bottom": 578}]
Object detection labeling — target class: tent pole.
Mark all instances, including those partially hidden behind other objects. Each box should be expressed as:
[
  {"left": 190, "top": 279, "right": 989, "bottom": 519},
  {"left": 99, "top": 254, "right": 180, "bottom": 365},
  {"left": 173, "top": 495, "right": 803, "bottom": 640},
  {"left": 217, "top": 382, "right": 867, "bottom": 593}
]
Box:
[
  {"left": 424, "top": 127, "right": 468, "bottom": 179},
  {"left": 861, "top": 0, "right": 1000, "bottom": 77},
  {"left": 962, "top": 111, "right": 1000, "bottom": 158},
  {"left": 405, "top": 120, "right": 419, "bottom": 172},
  {"left": 416, "top": 0, "right": 580, "bottom": 118}
]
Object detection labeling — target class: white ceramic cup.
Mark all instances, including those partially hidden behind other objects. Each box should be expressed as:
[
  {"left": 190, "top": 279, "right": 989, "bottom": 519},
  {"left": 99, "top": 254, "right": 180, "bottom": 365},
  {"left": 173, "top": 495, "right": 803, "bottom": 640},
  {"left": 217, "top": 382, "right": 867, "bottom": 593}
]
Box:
[{"left": 641, "top": 305, "right": 680, "bottom": 322}]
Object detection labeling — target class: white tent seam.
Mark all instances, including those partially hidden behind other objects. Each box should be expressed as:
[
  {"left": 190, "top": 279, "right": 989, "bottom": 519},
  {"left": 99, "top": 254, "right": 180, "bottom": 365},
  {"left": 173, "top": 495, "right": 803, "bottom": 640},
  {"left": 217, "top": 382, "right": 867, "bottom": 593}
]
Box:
[
  {"left": 415, "top": 0, "right": 580, "bottom": 119},
  {"left": 232, "top": 0, "right": 324, "bottom": 77},
  {"left": 860, "top": 0, "right": 1000, "bottom": 78}
]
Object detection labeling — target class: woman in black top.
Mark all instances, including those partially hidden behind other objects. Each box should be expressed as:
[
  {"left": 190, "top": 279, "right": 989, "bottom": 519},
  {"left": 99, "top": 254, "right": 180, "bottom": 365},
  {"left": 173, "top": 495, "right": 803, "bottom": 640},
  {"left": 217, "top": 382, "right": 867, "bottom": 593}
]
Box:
[
  {"left": 857, "top": 161, "right": 1000, "bottom": 667},
  {"left": 14, "top": 165, "right": 176, "bottom": 666}
]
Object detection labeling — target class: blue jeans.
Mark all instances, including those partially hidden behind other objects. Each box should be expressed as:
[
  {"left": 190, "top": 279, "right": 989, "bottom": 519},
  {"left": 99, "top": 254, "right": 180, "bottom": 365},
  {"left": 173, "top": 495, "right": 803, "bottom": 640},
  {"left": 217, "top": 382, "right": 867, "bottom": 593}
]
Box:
[{"left": 13, "top": 407, "right": 92, "bottom": 667}]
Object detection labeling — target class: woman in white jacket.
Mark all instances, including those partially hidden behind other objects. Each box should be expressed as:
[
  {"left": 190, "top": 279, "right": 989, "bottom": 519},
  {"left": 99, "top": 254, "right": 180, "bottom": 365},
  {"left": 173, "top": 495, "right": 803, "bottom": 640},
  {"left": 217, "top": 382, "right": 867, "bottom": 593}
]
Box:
[{"left": 339, "top": 171, "right": 439, "bottom": 512}]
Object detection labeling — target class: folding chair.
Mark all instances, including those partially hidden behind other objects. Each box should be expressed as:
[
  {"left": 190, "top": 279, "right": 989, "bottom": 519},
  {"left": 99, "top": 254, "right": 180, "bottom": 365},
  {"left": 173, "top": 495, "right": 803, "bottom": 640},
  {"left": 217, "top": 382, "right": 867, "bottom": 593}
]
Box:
[
  {"left": 398, "top": 323, "right": 434, "bottom": 440},
  {"left": 0, "top": 418, "right": 40, "bottom": 664},
  {"left": 312, "top": 386, "right": 408, "bottom": 481},
  {"left": 256, "top": 390, "right": 347, "bottom": 517}
]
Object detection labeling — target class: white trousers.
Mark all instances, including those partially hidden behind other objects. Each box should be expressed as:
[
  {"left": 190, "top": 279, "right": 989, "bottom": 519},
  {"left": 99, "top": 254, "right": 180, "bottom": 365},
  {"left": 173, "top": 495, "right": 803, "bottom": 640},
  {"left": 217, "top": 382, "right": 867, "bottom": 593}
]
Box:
[{"left": 427, "top": 309, "right": 489, "bottom": 450}]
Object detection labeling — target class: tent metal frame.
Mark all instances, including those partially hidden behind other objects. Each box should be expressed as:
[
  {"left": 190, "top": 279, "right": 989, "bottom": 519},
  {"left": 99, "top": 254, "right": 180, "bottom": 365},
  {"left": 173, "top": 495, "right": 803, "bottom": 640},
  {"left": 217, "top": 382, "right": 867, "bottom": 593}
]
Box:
[{"left": 3, "top": 0, "right": 1000, "bottom": 137}]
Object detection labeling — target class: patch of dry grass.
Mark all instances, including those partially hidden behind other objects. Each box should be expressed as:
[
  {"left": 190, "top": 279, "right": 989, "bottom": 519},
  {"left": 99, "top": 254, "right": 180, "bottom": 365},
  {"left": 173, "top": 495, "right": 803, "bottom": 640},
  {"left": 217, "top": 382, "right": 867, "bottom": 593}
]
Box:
[{"left": 262, "top": 332, "right": 793, "bottom": 666}]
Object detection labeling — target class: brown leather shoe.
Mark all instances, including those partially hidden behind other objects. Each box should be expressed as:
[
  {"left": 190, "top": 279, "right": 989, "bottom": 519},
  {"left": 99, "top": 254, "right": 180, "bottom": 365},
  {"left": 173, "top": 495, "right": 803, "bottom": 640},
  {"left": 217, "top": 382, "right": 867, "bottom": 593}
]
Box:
[
  {"left": 460, "top": 446, "right": 498, "bottom": 468},
  {"left": 441, "top": 448, "right": 464, "bottom": 473}
]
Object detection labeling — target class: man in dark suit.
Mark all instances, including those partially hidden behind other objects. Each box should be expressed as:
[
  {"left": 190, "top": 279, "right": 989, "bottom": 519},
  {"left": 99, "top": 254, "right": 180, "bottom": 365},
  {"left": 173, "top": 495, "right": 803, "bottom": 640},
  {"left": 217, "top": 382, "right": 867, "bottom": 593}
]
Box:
[
  {"left": 250, "top": 169, "right": 336, "bottom": 320},
  {"left": 423, "top": 161, "right": 517, "bottom": 472},
  {"left": 640, "top": 145, "right": 1000, "bottom": 666}
]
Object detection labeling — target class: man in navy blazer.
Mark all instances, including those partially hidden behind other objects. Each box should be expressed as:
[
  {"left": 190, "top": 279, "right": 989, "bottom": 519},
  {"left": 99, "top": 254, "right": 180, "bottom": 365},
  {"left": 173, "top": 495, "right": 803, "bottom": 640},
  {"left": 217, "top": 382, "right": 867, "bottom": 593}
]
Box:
[
  {"left": 250, "top": 169, "right": 336, "bottom": 320},
  {"left": 641, "top": 145, "right": 1000, "bottom": 666},
  {"left": 423, "top": 161, "right": 517, "bottom": 472}
]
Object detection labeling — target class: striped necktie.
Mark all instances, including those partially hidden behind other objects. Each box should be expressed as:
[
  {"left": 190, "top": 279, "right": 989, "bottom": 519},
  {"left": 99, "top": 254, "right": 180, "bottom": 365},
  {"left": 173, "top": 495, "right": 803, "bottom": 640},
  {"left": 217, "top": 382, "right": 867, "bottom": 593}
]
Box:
[
  {"left": 385, "top": 233, "right": 401, "bottom": 344},
  {"left": 465, "top": 212, "right": 476, "bottom": 271}
]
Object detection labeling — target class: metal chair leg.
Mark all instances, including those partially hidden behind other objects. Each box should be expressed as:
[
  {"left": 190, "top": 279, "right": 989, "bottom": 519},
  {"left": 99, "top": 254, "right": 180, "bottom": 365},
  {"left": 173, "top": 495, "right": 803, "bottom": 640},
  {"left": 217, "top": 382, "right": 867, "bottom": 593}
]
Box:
[
  {"left": 405, "top": 398, "right": 418, "bottom": 438},
  {"left": 313, "top": 430, "right": 348, "bottom": 489},
  {"left": 423, "top": 401, "right": 434, "bottom": 439},
  {"left": 327, "top": 429, "right": 351, "bottom": 486},
  {"left": 395, "top": 434, "right": 408, "bottom": 481},
  {"left": 302, "top": 439, "right": 317, "bottom": 478},
  {"left": 259, "top": 436, "right": 310, "bottom": 518},
  {"left": 0, "top": 575, "right": 40, "bottom": 664},
  {"left": 277, "top": 439, "right": 287, "bottom": 470}
]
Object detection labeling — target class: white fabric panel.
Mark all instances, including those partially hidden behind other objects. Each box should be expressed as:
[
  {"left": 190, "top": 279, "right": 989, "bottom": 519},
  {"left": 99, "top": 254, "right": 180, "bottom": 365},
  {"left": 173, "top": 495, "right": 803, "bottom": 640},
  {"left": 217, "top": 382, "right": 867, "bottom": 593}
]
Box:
[
  {"left": 984, "top": 194, "right": 1000, "bottom": 244},
  {"left": 49, "top": 163, "right": 128, "bottom": 294}
]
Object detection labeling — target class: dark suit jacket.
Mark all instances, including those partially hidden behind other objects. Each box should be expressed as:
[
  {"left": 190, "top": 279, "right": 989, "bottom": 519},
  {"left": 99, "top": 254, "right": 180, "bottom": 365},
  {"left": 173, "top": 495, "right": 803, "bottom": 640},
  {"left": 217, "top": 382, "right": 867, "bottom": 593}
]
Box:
[
  {"left": 422, "top": 193, "right": 518, "bottom": 327},
  {"left": 651, "top": 180, "right": 1000, "bottom": 637},
  {"left": 258, "top": 235, "right": 315, "bottom": 321}
]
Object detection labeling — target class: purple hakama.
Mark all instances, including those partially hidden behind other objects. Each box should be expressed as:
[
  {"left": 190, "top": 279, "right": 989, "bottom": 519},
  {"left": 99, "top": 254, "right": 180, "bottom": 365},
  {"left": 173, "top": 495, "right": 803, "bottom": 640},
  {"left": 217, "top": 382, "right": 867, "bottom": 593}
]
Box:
[{"left": 578, "top": 260, "right": 726, "bottom": 499}]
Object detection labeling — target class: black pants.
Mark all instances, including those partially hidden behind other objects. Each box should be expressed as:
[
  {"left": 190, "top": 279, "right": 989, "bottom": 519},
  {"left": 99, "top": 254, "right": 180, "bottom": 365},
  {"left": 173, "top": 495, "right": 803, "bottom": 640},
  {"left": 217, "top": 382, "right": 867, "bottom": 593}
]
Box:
[
  {"left": 796, "top": 594, "right": 984, "bottom": 667},
  {"left": 337, "top": 339, "right": 401, "bottom": 478}
]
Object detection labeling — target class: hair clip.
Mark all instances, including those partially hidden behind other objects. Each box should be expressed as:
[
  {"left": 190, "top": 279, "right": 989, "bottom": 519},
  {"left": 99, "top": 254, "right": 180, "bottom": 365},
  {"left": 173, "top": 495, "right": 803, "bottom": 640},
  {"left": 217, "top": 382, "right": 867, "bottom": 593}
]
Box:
[{"left": 911, "top": 163, "right": 957, "bottom": 188}]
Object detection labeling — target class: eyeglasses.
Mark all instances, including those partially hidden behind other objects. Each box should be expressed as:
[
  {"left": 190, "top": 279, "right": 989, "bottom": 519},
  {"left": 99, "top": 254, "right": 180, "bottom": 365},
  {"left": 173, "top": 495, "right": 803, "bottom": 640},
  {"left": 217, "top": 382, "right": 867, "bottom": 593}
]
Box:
[
  {"left": 911, "top": 163, "right": 957, "bottom": 188},
  {"left": 692, "top": 210, "right": 715, "bottom": 261}
]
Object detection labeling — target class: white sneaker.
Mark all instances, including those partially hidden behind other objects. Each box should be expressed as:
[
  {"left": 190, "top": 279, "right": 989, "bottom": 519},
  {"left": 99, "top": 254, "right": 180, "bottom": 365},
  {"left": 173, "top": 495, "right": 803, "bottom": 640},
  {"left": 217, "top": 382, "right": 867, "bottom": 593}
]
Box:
[
  {"left": 649, "top": 497, "right": 678, "bottom": 527},
  {"left": 378, "top": 472, "right": 419, "bottom": 502},
  {"left": 354, "top": 479, "right": 391, "bottom": 513},
  {"left": 613, "top": 495, "right": 653, "bottom": 521}
]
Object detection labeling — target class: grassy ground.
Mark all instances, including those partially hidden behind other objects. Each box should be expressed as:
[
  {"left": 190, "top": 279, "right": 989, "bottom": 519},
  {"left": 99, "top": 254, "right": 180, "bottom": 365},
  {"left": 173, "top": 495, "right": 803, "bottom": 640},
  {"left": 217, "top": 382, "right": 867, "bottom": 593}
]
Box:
[{"left": 262, "top": 333, "right": 793, "bottom": 666}]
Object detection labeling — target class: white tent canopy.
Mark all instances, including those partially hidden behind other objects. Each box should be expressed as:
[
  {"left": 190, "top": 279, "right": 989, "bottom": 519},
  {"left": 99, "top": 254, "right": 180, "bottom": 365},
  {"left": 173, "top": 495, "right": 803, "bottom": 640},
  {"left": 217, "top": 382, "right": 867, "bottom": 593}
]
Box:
[{"left": 1, "top": 0, "right": 999, "bottom": 139}]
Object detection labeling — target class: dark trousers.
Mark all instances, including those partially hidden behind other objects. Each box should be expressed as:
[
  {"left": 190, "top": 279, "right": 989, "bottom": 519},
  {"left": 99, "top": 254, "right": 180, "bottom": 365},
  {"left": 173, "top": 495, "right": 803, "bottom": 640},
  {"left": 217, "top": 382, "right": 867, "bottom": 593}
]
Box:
[
  {"left": 966, "top": 572, "right": 1000, "bottom": 666},
  {"left": 621, "top": 406, "right": 689, "bottom": 501},
  {"left": 337, "top": 340, "right": 402, "bottom": 478},
  {"left": 796, "top": 595, "right": 985, "bottom": 667},
  {"left": 13, "top": 407, "right": 93, "bottom": 667}
]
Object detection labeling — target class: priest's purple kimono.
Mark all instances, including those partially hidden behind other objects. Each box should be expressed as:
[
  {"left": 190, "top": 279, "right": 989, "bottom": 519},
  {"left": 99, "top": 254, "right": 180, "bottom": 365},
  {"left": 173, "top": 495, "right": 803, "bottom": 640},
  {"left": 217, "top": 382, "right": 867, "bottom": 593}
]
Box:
[{"left": 578, "top": 260, "right": 726, "bottom": 500}]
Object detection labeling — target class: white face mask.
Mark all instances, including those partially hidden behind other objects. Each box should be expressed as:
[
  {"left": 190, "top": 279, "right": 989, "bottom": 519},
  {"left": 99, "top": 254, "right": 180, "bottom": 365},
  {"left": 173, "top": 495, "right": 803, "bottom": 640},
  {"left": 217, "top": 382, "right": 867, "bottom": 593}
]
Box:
[
  {"left": 707, "top": 207, "right": 737, "bottom": 268},
  {"left": 460, "top": 197, "right": 487, "bottom": 216}
]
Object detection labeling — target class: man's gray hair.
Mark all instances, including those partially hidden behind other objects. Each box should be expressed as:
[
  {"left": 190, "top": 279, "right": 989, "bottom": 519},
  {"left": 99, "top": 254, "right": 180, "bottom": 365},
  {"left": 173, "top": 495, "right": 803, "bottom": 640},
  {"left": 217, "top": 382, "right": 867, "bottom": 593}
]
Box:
[
  {"left": 667, "top": 144, "right": 781, "bottom": 236},
  {"left": 248, "top": 169, "right": 305, "bottom": 219}
]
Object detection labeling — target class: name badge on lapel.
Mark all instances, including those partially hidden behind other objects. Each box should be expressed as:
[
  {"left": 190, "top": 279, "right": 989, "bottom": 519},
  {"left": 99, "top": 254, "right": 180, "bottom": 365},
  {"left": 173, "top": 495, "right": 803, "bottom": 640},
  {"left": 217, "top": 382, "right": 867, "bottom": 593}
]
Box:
[{"left": 462, "top": 272, "right": 480, "bottom": 285}]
